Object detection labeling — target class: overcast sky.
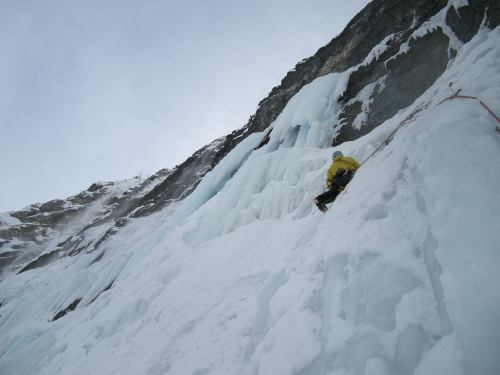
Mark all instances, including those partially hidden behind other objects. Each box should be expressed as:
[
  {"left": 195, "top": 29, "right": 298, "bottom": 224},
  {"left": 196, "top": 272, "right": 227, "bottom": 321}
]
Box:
[{"left": 0, "top": 0, "right": 370, "bottom": 212}]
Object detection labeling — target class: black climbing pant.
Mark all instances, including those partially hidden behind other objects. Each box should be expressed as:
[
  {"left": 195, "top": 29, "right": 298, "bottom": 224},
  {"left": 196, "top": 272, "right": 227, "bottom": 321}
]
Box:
[{"left": 315, "top": 171, "right": 354, "bottom": 205}]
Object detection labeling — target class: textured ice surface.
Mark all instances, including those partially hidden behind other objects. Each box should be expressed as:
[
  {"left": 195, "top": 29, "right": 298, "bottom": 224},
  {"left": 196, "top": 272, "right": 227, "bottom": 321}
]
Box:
[{"left": 1, "top": 22, "right": 499, "bottom": 375}]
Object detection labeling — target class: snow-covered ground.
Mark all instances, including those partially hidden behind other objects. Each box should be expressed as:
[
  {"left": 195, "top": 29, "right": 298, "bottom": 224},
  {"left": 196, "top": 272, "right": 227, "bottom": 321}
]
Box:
[{"left": 1, "top": 22, "right": 499, "bottom": 375}]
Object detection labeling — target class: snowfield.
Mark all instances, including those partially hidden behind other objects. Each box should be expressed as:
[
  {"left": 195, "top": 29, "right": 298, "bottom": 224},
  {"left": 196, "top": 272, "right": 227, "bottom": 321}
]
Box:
[{"left": 1, "top": 23, "right": 500, "bottom": 375}]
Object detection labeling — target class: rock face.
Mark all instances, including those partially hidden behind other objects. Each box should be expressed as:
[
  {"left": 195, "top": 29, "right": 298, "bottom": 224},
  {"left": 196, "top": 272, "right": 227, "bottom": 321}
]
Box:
[
  {"left": 333, "top": 0, "right": 499, "bottom": 144},
  {"left": 1, "top": 0, "right": 498, "bottom": 277},
  {"left": 0, "top": 169, "right": 172, "bottom": 278},
  {"left": 131, "top": 137, "right": 228, "bottom": 217}
]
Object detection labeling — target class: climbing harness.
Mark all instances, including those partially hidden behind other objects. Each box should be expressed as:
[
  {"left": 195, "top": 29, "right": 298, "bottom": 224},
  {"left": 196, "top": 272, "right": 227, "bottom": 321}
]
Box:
[{"left": 359, "top": 90, "right": 500, "bottom": 167}]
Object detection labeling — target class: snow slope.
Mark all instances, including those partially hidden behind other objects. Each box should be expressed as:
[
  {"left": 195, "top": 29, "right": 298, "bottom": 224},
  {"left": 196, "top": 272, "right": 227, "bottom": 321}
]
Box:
[{"left": 1, "top": 25, "right": 500, "bottom": 375}]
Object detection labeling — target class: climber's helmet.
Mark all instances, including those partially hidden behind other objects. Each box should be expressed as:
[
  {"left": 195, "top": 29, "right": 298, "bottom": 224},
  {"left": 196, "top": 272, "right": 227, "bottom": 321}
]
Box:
[{"left": 332, "top": 150, "right": 343, "bottom": 160}]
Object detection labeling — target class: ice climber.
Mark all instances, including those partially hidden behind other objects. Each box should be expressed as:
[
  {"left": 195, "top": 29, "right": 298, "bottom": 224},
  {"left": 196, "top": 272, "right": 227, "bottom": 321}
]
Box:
[{"left": 314, "top": 150, "right": 360, "bottom": 212}]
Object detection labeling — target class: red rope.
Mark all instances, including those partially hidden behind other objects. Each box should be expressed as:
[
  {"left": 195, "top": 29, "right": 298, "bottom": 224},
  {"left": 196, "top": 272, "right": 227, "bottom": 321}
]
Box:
[
  {"left": 438, "top": 95, "right": 500, "bottom": 123},
  {"left": 359, "top": 93, "right": 499, "bottom": 166}
]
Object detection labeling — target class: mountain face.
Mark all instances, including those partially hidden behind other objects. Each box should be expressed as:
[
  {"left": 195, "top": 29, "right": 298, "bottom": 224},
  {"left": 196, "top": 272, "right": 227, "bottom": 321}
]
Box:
[
  {"left": 1, "top": 1, "right": 500, "bottom": 375},
  {"left": 1, "top": 0, "right": 498, "bottom": 278}
]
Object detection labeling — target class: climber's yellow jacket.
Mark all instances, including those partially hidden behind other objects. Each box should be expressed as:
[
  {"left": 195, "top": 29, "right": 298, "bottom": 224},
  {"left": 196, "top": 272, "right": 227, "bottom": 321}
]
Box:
[{"left": 326, "top": 156, "right": 360, "bottom": 186}]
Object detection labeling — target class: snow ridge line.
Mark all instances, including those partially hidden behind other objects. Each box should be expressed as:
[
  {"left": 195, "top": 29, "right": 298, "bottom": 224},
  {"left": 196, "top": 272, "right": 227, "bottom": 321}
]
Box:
[{"left": 359, "top": 91, "right": 499, "bottom": 168}]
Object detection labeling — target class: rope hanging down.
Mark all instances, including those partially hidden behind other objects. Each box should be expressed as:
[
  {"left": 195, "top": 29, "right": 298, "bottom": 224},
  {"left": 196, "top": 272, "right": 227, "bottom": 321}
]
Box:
[{"left": 358, "top": 92, "right": 500, "bottom": 167}]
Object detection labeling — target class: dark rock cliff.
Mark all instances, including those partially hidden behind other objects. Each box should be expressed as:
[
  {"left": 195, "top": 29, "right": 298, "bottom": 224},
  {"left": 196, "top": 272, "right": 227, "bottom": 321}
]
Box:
[{"left": 334, "top": 0, "right": 499, "bottom": 144}]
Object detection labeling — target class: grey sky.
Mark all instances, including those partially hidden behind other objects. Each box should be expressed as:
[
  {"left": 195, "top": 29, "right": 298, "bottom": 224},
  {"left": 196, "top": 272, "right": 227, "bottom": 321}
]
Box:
[{"left": 0, "top": 0, "right": 369, "bottom": 212}]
